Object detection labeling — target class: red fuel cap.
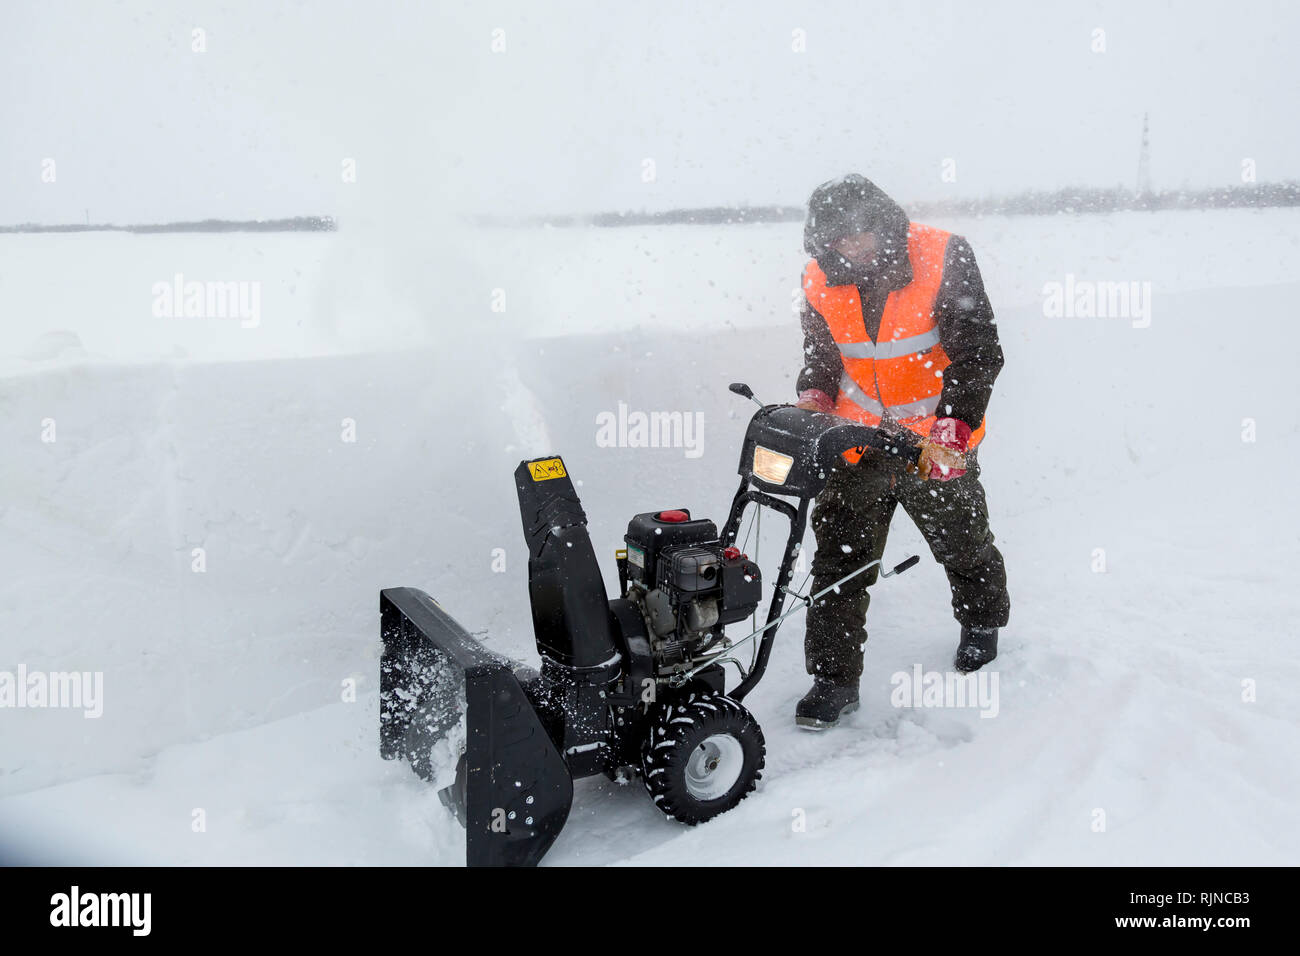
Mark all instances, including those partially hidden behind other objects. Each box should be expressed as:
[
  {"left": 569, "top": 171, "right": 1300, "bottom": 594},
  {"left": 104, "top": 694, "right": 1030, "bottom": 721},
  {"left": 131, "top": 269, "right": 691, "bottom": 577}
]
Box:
[
  {"left": 656, "top": 509, "right": 689, "bottom": 523},
  {"left": 723, "top": 546, "right": 741, "bottom": 560}
]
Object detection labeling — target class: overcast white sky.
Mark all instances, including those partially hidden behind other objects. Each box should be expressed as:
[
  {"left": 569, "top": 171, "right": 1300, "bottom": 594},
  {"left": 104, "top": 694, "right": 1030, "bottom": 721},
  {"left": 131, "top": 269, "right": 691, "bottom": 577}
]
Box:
[{"left": 2, "top": 0, "right": 1297, "bottom": 224}]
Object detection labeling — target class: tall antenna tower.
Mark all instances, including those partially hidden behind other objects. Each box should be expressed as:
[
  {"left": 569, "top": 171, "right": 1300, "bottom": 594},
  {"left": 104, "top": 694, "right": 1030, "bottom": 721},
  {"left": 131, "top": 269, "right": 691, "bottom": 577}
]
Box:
[{"left": 1136, "top": 112, "right": 1152, "bottom": 197}]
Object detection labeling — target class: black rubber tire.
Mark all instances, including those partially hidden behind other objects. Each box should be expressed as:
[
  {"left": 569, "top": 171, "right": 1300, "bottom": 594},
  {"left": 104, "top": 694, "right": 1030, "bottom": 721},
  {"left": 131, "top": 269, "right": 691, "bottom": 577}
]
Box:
[{"left": 640, "top": 693, "right": 765, "bottom": 824}]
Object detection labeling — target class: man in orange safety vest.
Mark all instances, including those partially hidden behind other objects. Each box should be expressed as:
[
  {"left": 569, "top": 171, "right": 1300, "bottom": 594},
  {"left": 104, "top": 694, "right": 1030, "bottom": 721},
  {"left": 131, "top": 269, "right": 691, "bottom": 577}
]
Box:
[{"left": 793, "top": 174, "right": 1010, "bottom": 729}]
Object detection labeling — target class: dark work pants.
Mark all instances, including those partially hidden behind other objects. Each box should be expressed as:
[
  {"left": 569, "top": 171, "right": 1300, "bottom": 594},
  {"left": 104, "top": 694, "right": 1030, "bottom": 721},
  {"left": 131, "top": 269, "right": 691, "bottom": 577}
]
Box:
[{"left": 803, "top": 450, "right": 1010, "bottom": 685}]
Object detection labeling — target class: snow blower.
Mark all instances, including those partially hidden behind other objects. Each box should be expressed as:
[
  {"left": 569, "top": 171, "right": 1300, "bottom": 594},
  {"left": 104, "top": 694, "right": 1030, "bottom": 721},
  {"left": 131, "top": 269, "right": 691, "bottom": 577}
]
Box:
[{"left": 379, "top": 383, "right": 922, "bottom": 866}]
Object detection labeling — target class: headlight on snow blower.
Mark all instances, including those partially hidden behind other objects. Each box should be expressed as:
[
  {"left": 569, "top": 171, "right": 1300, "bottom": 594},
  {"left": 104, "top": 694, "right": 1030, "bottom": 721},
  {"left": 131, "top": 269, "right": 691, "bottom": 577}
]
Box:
[{"left": 752, "top": 446, "right": 794, "bottom": 485}]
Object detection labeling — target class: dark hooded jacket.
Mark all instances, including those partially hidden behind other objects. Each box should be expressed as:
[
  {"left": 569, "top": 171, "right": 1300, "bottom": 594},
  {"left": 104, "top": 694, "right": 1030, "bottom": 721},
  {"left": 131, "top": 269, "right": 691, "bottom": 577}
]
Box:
[{"left": 796, "top": 175, "right": 1004, "bottom": 431}]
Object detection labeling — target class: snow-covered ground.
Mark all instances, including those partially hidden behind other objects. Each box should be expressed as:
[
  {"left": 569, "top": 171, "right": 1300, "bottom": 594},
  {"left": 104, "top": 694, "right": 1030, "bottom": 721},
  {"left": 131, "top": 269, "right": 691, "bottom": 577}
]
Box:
[{"left": 2, "top": 208, "right": 1298, "bottom": 865}]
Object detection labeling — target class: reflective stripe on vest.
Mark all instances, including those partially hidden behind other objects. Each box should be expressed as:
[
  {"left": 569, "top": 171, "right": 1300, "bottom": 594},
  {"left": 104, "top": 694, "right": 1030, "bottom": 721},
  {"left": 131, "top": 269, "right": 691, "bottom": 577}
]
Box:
[
  {"left": 837, "top": 328, "right": 940, "bottom": 361},
  {"left": 838, "top": 372, "right": 940, "bottom": 420}
]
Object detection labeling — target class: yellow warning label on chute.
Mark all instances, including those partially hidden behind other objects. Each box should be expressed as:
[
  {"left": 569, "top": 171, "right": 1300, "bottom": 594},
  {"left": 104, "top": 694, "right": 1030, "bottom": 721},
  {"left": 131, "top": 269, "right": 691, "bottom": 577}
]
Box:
[{"left": 529, "top": 458, "right": 567, "bottom": 481}]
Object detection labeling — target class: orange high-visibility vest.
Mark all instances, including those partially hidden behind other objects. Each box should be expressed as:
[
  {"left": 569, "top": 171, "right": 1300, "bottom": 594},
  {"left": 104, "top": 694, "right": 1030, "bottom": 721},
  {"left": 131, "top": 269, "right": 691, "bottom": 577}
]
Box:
[{"left": 803, "top": 222, "right": 987, "bottom": 463}]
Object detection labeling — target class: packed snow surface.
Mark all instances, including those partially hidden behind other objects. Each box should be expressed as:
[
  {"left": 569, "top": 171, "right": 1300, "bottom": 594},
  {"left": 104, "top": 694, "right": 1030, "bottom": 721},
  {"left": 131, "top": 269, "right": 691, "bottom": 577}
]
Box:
[{"left": 2, "top": 209, "right": 1298, "bottom": 864}]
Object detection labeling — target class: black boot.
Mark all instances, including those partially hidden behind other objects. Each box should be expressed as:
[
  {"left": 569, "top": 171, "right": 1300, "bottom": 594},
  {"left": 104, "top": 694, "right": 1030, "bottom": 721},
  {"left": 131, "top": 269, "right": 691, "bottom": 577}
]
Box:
[
  {"left": 954, "top": 626, "right": 998, "bottom": 672},
  {"left": 795, "top": 679, "right": 860, "bottom": 730}
]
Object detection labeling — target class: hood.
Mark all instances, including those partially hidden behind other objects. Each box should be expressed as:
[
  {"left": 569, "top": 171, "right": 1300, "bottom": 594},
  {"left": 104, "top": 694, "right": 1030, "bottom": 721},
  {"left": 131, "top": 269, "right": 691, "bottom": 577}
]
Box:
[{"left": 803, "top": 174, "right": 911, "bottom": 286}]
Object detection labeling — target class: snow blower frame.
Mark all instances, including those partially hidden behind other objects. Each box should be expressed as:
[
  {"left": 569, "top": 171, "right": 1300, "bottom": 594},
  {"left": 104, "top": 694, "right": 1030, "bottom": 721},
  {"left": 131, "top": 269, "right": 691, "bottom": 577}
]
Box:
[{"left": 379, "top": 384, "right": 922, "bottom": 866}]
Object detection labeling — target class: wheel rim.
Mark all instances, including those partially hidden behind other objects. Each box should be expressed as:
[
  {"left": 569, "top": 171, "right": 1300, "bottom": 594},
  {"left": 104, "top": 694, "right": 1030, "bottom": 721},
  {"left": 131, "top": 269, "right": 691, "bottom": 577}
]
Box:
[{"left": 684, "top": 733, "right": 745, "bottom": 801}]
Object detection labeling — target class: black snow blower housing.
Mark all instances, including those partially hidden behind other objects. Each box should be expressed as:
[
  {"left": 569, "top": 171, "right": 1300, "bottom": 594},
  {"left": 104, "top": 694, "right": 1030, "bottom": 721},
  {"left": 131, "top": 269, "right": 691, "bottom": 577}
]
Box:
[{"left": 379, "top": 384, "right": 922, "bottom": 866}]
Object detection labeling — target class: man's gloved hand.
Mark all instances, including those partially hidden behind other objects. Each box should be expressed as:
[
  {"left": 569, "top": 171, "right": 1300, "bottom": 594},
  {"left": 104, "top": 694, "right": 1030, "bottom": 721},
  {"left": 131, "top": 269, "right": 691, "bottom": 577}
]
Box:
[
  {"left": 916, "top": 417, "right": 971, "bottom": 481},
  {"left": 795, "top": 388, "right": 834, "bottom": 413}
]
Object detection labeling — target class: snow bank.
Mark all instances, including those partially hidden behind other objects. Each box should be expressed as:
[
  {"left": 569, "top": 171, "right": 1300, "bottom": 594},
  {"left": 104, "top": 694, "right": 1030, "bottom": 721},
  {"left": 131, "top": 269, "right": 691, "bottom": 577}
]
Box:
[{"left": 2, "top": 208, "right": 1298, "bottom": 864}]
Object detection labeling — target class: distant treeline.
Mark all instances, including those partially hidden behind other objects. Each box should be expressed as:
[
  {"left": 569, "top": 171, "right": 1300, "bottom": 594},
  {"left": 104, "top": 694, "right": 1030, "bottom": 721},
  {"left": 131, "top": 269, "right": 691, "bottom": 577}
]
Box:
[
  {"left": 6, "top": 181, "right": 1298, "bottom": 234},
  {"left": 0, "top": 216, "right": 337, "bottom": 234},
  {"left": 911, "top": 180, "right": 1300, "bottom": 218},
  {"left": 503, "top": 180, "right": 1300, "bottom": 227}
]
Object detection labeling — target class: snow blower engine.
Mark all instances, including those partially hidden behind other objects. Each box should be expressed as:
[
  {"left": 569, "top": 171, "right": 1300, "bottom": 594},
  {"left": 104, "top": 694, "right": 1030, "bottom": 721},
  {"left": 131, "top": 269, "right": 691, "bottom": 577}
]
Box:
[{"left": 379, "top": 383, "right": 922, "bottom": 866}]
